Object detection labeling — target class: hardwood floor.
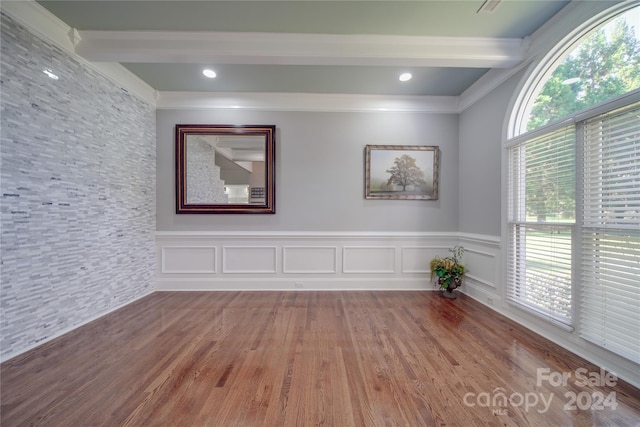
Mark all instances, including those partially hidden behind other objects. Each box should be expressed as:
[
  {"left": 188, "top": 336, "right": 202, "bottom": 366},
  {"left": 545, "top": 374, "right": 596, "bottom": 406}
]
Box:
[{"left": 2, "top": 291, "right": 639, "bottom": 426}]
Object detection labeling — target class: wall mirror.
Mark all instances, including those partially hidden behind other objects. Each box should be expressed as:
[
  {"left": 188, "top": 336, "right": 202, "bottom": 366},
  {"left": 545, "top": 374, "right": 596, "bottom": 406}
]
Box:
[{"left": 176, "top": 124, "right": 276, "bottom": 214}]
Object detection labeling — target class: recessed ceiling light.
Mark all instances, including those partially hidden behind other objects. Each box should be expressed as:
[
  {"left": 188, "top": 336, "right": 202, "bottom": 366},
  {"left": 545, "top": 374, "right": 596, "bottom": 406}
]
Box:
[
  {"left": 43, "top": 69, "right": 59, "bottom": 80},
  {"left": 202, "top": 69, "right": 217, "bottom": 78},
  {"left": 399, "top": 73, "right": 412, "bottom": 82}
]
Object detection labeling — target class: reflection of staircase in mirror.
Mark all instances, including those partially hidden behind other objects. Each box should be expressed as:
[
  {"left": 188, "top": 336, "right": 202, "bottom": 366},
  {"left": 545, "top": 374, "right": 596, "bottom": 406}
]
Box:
[
  {"left": 185, "top": 137, "right": 228, "bottom": 204},
  {"left": 224, "top": 185, "right": 249, "bottom": 204}
]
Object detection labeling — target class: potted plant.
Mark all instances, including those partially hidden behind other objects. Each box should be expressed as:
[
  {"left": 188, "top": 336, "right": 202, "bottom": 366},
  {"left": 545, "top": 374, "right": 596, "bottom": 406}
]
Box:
[{"left": 430, "top": 245, "right": 466, "bottom": 298}]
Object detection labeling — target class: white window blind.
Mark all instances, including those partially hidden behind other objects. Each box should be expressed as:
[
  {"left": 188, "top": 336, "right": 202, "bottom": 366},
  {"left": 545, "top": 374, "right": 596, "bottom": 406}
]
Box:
[
  {"left": 507, "top": 125, "right": 576, "bottom": 328},
  {"left": 580, "top": 102, "right": 640, "bottom": 364}
]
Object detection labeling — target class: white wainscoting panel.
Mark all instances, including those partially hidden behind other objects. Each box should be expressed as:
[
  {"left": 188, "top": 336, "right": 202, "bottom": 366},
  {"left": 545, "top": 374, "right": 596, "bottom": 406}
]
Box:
[
  {"left": 343, "top": 246, "right": 395, "bottom": 273},
  {"left": 458, "top": 233, "right": 502, "bottom": 307},
  {"left": 156, "top": 231, "right": 499, "bottom": 291},
  {"left": 401, "top": 246, "right": 449, "bottom": 273},
  {"left": 162, "top": 246, "right": 216, "bottom": 274},
  {"left": 283, "top": 246, "right": 338, "bottom": 274},
  {"left": 223, "top": 246, "right": 278, "bottom": 274},
  {"left": 464, "top": 248, "right": 497, "bottom": 289}
]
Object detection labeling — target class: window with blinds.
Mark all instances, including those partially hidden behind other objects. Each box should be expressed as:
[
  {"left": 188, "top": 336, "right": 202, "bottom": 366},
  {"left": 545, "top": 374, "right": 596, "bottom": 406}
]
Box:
[
  {"left": 580, "top": 102, "right": 640, "bottom": 364},
  {"left": 507, "top": 125, "right": 576, "bottom": 328},
  {"left": 507, "top": 98, "right": 640, "bottom": 363}
]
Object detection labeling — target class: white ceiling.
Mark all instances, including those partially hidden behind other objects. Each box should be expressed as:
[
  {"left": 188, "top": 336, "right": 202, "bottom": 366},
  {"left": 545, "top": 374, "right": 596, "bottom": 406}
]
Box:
[{"left": 35, "top": 0, "right": 571, "bottom": 97}]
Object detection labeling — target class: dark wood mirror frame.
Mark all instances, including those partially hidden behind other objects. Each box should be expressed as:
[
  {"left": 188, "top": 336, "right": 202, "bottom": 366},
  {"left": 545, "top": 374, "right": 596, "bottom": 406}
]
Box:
[{"left": 176, "top": 124, "right": 276, "bottom": 214}]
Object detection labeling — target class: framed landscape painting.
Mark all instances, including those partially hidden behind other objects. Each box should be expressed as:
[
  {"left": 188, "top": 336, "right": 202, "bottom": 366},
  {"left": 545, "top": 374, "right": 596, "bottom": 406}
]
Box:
[{"left": 365, "top": 145, "right": 439, "bottom": 200}]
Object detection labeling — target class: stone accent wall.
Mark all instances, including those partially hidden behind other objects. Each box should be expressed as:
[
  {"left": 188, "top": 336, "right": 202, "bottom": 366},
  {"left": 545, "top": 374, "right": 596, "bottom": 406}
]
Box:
[
  {"left": 0, "top": 13, "right": 156, "bottom": 361},
  {"left": 186, "top": 137, "right": 228, "bottom": 203}
]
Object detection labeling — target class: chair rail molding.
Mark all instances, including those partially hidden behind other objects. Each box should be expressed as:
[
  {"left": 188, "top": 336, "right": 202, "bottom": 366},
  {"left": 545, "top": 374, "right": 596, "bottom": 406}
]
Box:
[{"left": 156, "top": 230, "right": 501, "bottom": 291}]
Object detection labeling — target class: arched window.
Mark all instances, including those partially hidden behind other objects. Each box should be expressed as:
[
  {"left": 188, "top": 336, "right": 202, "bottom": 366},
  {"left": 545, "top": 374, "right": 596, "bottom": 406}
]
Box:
[
  {"left": 506, "top": 3, "right": 639, "bottom": 364},
  {"left": 510, "top": 4, "right": 639, "bottom": 136}
]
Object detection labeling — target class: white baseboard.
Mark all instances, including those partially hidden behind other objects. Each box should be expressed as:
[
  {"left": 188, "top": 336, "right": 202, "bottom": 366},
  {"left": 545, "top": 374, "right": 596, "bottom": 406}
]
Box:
[
  {"left": 461, "top": 290, "right": 640, "bottom": 390},
  {"left": 156, "top": 277, "right": 436, "bottom": 291}
]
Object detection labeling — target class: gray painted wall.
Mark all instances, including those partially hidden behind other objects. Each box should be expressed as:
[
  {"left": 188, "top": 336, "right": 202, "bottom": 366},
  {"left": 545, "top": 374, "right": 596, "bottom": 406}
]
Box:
[
  {"left": 0, "top": 14, "right": 157, "bottom": 361},
  {"left": 157, "top": 109, "right": 459, "bottom": 232},
  {"left": 458, "top": 72, "right": 524, "bottom": 236}
]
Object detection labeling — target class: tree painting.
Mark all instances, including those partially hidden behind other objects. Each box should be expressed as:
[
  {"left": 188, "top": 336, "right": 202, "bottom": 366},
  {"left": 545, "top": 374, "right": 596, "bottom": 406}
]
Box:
[
  {"left": 385, "top": 154, "right": 427, "bottom": 191},
  {"left": 365, "top": 146, "right": 439, "bottom": 200}
]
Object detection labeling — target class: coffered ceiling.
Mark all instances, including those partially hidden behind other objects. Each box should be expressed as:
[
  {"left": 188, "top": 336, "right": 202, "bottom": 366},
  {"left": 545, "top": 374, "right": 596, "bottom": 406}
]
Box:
[{"left": 30, "top": 0, "right": 572, "bottom": 98}]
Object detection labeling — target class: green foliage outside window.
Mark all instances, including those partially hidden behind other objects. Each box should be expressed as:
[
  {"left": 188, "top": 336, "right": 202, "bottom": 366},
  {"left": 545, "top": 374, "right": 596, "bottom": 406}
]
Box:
[
  {"left": 523, "top": 9, "right": 639, "bottom": 221},
  {"left": 527, "top": 12, "right": 640, "bottom": 131}
]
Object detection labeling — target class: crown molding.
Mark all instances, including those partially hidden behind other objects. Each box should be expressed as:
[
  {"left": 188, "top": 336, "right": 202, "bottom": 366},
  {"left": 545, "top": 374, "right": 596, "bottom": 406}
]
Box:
[
  {"left": 76, "top": 30, "right": 524, "bottom": 69},
  {"left": 8, "top": 0, "right": 622, "bottom": 114},
  {"left": 2, "top": 0, "right": 73, "bottom": 50},
  {"left": 1, "top": 0, "right": 158, "bottom": 106},
  {"left": 0, "top": 0, "right": 459, "bottom": 115},
  {"left": 458, "top": 61, "right": 532, "bottom": 111},
  {"left": 0, "top": 0, "right": 509, "bottom": 113},
  {"left": 157, "top": 91, "right": 460, "bottom": 113},
  {"left": 459, "top": 0, "right": 632, "bottom": 111}
]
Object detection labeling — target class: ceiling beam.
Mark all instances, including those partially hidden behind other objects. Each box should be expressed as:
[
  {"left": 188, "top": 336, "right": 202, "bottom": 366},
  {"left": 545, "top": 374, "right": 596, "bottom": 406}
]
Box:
[
  {"left": 156, "top": 92, "right": 461, "bottom": 113},
  {"left": 74, "top": 30, "right": 525, "bottom": 69}
]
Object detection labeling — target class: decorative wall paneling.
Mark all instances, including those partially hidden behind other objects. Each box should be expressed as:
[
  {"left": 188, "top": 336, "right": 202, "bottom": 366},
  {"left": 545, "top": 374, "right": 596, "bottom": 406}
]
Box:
[
  {"left": 156, "top": 232, "right": 501, "bottom": 292},
  {"left": 456, "top": 233, "right": 502, "bottom": 307}
]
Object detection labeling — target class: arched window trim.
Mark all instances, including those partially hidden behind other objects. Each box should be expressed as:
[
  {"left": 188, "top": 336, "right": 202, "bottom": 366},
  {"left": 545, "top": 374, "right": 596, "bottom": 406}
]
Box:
[{"left": 508, "top": 1, "right": 638, "bottom": 139}]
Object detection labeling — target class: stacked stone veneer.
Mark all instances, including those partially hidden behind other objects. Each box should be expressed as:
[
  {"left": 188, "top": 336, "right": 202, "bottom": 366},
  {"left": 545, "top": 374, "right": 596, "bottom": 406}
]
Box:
[
  {"left": 186, "top": 137, "right": 228, "bottom": 203},
  {"left": 0, "top": 14, "right": 156, "bottom": 361}
]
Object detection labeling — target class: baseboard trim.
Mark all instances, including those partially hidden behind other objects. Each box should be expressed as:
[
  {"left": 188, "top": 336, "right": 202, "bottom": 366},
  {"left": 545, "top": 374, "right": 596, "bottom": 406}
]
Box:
[
  {"left": 460, "top": 290, "right": 640, "bottom": 390},
  {"left": 156, "top": 277, "right": 436, "bottom": 292}
]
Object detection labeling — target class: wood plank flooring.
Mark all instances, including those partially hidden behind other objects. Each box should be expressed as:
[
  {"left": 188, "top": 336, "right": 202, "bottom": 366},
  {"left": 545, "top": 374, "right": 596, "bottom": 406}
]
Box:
[{"left": 2, "top": 291, "right": 639, "bottom": 426}]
